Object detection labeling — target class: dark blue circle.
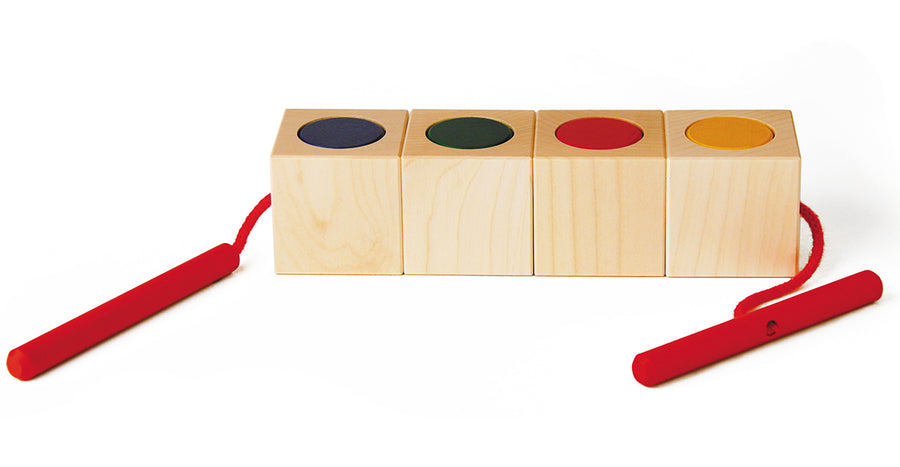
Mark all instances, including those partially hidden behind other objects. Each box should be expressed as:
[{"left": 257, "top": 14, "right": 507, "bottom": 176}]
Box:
[{"left": 298, "top": 117, "right": 386, "bottom": 149}]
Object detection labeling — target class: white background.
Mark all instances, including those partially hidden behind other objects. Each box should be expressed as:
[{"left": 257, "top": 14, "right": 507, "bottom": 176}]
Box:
[{"left": 1, "top": 1, "right": 898, "bottom": 465}]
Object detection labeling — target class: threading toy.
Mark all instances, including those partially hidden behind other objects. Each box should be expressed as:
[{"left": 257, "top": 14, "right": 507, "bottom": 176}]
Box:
[{"left": 6, "top": 108, "right": 885, "bottom": 384}]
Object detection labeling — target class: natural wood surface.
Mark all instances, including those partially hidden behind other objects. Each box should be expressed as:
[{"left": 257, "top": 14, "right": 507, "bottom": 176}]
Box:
[
  {"left": 534, "top": 156, "right": 666, "bottom": 276},
  {"left": 533, "top": 110, "right": 665, "bottom": 276},
  {"left": 665, "top": 110, "right": 801, "bottom": 277},
  {"left": 402, "top": 157, "right": 533, "bottom": 275},
  {"left": 402, "top": 110, "right": 535, "bottom": 275},
  {"left": 271, "top": 109, "right": 407, "bottom": 274}
]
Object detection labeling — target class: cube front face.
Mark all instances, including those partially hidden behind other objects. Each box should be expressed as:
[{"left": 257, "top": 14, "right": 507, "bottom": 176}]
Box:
[
  {"left": 665, "top": 110, "right": 801, "bottom": 277},
  {"left": 270, "top": 109, "right": 407, "bottom": 274},
  {"left": 533, "top": 110, "right": 666, "bottom": 276},
  {"left": 401, "top": 110, "right": 535, "bottom": 275}
]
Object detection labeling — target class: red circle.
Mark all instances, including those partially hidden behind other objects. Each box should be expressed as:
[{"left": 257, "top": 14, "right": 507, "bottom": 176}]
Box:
[{"left": 555, "top": 117, "right": 644, "bottom": 150}]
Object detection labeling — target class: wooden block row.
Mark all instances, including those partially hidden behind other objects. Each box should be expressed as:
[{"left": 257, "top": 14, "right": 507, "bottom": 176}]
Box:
[{"left": 270, "top": 109, "right": 800, "bottom": 277}]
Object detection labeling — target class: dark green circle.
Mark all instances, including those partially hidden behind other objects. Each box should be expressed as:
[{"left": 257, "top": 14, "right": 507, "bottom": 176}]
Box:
[{"left": 425, "top": 117, "right": 514, "bottom": 149}]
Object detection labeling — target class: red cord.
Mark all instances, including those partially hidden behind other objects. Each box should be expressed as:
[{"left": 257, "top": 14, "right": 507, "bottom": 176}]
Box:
[
  {"left": 733, "top": 202, "right": 824, "bottom": 317},
  {"left": 233, "top": 194, "right": 272, "bottom": 254}
]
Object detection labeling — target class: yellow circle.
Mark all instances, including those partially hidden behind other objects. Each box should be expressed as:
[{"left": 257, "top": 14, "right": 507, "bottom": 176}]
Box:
[{"left": 685, "top": 116, "right": 775, "bottom": 150}]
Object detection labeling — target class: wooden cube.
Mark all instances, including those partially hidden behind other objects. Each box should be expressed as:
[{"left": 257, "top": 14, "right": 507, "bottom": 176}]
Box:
[
  {"left": 270, "top": 109, "right": 407, "bottom": 274},
  {"left": 665, "top": 110, "right": 801, "bottom": 277},
  {"left": 533, "top": 110, "right": 666, "bottom": 276},
  {"left": 401, "top": 110, "right": 535, "bottom": 275}
]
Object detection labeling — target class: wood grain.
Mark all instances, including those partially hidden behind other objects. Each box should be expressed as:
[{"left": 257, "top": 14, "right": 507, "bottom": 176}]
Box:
[
  {"left": 534, "top": 157, "right": 665, "bottom": 276},
  {"left": 272, "top": 157, "right": 403, "bottom": 274},
  {"left": 665, "top": 110, "right": 801, "bottom": 277}
]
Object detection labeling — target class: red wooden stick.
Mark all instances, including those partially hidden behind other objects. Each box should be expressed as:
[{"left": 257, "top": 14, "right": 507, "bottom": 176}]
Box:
[
  {"left": 6, "top": 194, "right": 271, "bottom": 381},
  {"left": 633, "top": 270, "right": 883, "bottom": 387},
  {"left": 7, "top": 244, "right": 240, "bottom": 381}
]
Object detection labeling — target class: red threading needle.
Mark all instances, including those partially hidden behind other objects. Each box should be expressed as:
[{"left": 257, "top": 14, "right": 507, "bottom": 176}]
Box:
[
  {"left": 632, "top": 270, "right": 883, "bottom": 387},
  {"left": 6, "top": 194, "right": 272, "bottom": 381},
  {"left": 632, "top": 203, "right": 883, "bottom": 387}
]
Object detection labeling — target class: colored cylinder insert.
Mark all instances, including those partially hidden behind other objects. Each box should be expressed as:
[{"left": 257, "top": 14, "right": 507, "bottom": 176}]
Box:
[
  {"left": 633, "top": 270, "right": 883, "bottom": 387},
  {"left": 554, "top": 117, "right": 644, "bottom": 150},
  {"left": 685, "top": 116, "right": 774, "bottom": 150},
  {"left": 7, "top": 243, "right": 241, "bottom": 381}
]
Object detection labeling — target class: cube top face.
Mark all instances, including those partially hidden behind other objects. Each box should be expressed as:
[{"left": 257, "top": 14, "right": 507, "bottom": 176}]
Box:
[
  {"left": 666, "top": 110, "right": 800, "bottom": 159},
  {"left": 272, "top": 109, "right": 409, "bottom": 158},
  {"left": 403, "top": 110, "right": 535, "bottom": 158},
  {"left": 535, "top": 110, "right": 665, "bottom": 158}
]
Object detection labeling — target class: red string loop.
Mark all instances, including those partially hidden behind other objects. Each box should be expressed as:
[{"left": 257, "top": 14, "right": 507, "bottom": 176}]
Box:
[{"left": 733, "top": 202, "right": 824, "bottom": 317}]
